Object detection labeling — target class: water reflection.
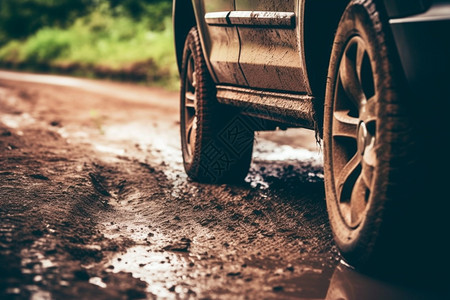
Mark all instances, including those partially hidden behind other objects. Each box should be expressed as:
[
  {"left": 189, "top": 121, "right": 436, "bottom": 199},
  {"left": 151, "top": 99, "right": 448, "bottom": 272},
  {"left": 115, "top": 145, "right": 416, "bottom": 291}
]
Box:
[
  {"left": 104, "top": 248, "right": 442, "bottom": 300},
  {"left": 326, "top": 262, "right": 441, "bottom": 300}
]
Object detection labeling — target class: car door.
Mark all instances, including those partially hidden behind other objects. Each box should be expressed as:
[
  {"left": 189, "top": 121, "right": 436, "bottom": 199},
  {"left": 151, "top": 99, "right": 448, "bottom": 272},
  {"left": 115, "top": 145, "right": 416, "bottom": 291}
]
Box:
[
  {"left": 234, "top": 0, "right": 310, "bottom": 93},
  {"left": 195, "top": 0, "right": 247, "bottom": 85}
]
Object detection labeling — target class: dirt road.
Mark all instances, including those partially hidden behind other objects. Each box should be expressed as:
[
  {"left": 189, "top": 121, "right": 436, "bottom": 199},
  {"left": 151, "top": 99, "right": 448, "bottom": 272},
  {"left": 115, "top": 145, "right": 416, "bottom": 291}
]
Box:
[{"left": 0, "top": 71, "right": 443, "bottom": 299}]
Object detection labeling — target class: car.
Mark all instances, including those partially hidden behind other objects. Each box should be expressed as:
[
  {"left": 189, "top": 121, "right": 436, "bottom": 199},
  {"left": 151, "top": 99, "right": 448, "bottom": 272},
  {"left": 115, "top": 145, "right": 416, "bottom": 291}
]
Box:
[{"left": 172, "top": 0, "right": 450, "bottom": 270}]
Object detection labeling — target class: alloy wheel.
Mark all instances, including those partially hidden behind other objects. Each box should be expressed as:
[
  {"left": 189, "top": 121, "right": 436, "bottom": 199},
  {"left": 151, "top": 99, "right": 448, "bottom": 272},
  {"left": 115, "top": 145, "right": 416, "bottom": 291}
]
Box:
[
  {"left": 331, "top": 36, "right": 377, "bottom": 228},
  {"left": 183, "top": 53, "right": 197, "bottom": 164}
]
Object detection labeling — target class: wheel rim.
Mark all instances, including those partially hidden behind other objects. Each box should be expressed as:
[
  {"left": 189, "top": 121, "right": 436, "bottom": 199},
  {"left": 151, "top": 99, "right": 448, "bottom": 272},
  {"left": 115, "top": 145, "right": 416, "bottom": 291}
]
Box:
[
  {"left": 331, "top": 36, "right": 377, "bottom": 228},
  {"left": 183, "top": 52, "right": 197, "bottom": 164}
]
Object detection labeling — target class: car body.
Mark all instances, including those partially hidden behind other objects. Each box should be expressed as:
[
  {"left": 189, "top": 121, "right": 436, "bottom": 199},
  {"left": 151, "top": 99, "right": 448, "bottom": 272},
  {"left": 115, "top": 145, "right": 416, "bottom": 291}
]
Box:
[
  {"left": 174, "top": 0, "right": 449, "bottom": 130},
  {"left": 173, "top": 0, "right": 450, "bottom": 268}
]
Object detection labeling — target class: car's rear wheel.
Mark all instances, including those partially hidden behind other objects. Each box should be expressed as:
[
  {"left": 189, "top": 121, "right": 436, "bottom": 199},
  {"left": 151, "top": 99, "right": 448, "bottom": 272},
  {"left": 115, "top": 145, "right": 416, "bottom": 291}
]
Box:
[
  {"left": 180, "top": 27, "right": 254, "bottom": 183},
  {"left": 323, "top": 0, "right": 417, "bottom": 268}
]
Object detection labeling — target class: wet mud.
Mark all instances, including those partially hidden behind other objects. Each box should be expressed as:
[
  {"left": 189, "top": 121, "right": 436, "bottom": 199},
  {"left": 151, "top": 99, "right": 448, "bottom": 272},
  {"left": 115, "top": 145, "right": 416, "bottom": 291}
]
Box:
[{"left": 0, "top": 72, "right": 446, "bottom": 299}]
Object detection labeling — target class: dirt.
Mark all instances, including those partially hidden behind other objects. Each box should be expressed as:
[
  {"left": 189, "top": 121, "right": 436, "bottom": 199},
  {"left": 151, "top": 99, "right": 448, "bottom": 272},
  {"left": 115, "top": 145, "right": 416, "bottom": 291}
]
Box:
[{"left": 0, "top": 72, "right": 444, "bottom": 300}]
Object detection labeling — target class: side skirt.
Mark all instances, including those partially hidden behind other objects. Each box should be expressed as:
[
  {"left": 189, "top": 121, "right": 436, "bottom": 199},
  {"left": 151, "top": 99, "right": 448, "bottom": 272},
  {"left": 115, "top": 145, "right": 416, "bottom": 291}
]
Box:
[{"left": 216, "top": 85, "right": 315, "bottom": 129}]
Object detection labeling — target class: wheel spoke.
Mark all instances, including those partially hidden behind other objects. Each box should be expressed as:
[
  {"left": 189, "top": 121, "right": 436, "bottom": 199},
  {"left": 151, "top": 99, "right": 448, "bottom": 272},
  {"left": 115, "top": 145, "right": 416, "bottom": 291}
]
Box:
[
  {"left": 339, "top": 49, "right": 365, "bottom": 108},
  {"left": 186, "top": 116, "right": 195, "bottom": 140},
  {"left": 360, "top": 96, "right": 377, "bottom": 124},
  {"left": 187, "top": 57, "right": 195, "bottom": 87},
  {"left": 361, "top": 158, "right": 374, "bottom": 186},
  {"left": 186, "top": 116, "right": 197, "bottom": 155},
  {"left": 335, "top": 153, "right": 361, "bottom": 202},
  {"left": 360, "top": 132, "right": 376, "bottom": 187},
  {"left": 333, "top": 110, "right": 359, "bottom": 139},
  {"left": 355, "top": 40, "right": 366, "bottom": 83},
  {"left": 185, "top": 91, "right": 196, "bottom": 108},
  {"left": 349, "top": 175, "right": 369, "bottom": 225},
  {"left": 185, "top": 118, "right": 192, "bottom": 143}
]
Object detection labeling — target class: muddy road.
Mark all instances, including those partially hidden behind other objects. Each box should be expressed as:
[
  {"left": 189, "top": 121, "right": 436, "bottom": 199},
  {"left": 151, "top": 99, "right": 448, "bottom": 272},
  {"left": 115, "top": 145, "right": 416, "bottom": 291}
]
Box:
[{"left": 0, "top": 71, "right": 445, "bottom": 299}]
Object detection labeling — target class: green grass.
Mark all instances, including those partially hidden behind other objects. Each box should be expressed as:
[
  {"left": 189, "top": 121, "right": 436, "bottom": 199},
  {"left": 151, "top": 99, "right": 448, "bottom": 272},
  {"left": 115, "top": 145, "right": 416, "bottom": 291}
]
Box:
[{"left": 0, "top": 5, "right": 179, "bottom": 89}]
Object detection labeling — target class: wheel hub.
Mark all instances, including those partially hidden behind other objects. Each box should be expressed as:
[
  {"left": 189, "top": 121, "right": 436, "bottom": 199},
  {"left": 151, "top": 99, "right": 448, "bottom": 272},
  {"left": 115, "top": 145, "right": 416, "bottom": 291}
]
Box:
[{"left": 357, "top": 121, "right": 368, "bottom": 156}]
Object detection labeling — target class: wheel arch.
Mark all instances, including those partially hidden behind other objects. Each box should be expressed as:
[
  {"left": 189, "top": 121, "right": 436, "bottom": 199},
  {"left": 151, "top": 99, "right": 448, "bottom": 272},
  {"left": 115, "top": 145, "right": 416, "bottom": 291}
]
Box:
[
  {"left": 303, "top": 0, "right": 414, "bottom": 137},
  {"left": 173, "top": 0, "right": 196, "bottom": 74},
  {"left": 303, "top": 0, "right": 348, "bottom": 137}
]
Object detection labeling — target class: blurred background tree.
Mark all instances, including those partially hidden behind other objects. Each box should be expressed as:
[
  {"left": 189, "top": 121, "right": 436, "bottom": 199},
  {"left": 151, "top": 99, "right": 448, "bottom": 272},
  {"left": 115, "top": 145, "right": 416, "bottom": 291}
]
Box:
[
  {"left": 0, "top": 0, "right": 172, "bottom": 44},
  {"left": 0, "top": 0, "right": 91, "bottom": 44},
  {"left": 109, "top": 0, "right": 172, "bottom": 30},
  {"left": 0, "top": 0, "right": 176, "bottom": 88}
]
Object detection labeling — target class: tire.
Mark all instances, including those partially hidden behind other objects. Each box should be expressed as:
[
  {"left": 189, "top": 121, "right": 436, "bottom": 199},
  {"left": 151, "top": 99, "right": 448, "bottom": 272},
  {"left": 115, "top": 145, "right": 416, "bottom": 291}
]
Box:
[
  {"left": 323, "top": 0, "right": 418, "bottom": 268},
  {"left": 180, "top": 27, "right": 254, "bottom": 183}
]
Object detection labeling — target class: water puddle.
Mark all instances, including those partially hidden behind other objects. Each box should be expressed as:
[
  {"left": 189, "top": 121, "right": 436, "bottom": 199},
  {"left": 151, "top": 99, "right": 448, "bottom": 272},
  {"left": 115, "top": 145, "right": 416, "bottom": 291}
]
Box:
[
  {"left": 106, "top": 246, "right": 190, "bottom": 298},
  {"left": 94, "top": 144, "right": 126, "bottom": 156},
  {"left": 253, "top": 139, "right": 322, "bottom": 165},
  {"left": 1, "top": 113, "right": 35, "bottom": 135},
  {"left": 89, "top": 277, "right": 107, "bottom": 288}
]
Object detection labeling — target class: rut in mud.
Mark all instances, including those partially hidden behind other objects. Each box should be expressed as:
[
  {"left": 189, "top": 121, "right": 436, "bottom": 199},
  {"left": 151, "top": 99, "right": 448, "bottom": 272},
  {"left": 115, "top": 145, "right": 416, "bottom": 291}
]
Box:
[{"left": 0, "top": 77, "right": 340, "bottom": 299}]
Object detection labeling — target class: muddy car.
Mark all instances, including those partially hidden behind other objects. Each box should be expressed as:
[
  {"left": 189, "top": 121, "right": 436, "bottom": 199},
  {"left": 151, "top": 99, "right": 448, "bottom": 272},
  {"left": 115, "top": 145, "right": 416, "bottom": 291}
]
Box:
[{"left": 173, "top": 0, "right": 450, "bottom": 269}]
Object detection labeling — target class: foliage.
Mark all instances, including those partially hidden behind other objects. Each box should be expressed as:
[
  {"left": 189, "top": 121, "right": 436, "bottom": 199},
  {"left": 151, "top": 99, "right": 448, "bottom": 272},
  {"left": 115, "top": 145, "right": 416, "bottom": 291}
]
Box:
[
  {"left": 0, "top": 0, "right": 91, "bottom": 44},
  {"left": 0, "top": 0, "right": 177, "bottom": 88},
  {"left": 0, "top": 0, "right": 172, "bottom": 44},
  {"left": 109, "top": 0, "right": 172, "bottom": 30}
]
